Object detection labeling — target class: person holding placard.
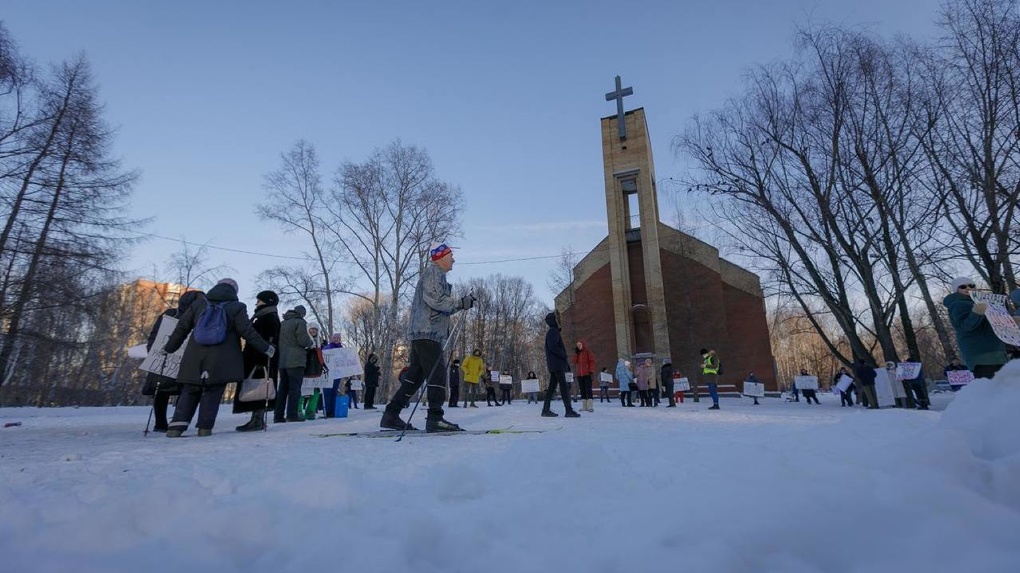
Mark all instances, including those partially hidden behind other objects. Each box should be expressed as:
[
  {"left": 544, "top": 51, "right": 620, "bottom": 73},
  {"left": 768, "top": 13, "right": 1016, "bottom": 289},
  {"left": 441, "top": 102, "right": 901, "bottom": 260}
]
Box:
[
  {"left": 798, "top": 369, "right": 820, "bottom": 405},
  {"left": 744, "top": 372, "right": 761, "bottom": 405},
  {"left": 599, "top": 367, "right": 611, "bottom": 403},
  {"left": 143, "top": 290, "right": 203, "bottom": 432},
  {"left": 944, "top": 277, "right": 1008, "bottom": 379},
  {"left": 700, "top": 348, "right": 721, "bottom": 410},
  {"left": 904, "top": 358, "right": 929, "bottom": 410},
  {"left": 499, "top": 372, "right": 513, "bottom": 405},
  {"left": 163, "top": 279, "right": 275, "bottom": 437},
  {"left": 460, "top": 348, "right": 484, "bottom": 408},
  {"left": 616, "top": 359, "right": 634, "bottom": 407},
  {"left": 661, "top": 360, "right": 676, "bottom": 407},
  {"left": 321, "top": 334, "right": 345, "bottom": 416},
  {"left": 483, "top": 365, "right": 501, "bottom": 407},
  {"left": 833, "top": 367, "right": 854, "bottom": 408},
  {"left": 525, "top": 370, "right": 540, "bottom": 404}
]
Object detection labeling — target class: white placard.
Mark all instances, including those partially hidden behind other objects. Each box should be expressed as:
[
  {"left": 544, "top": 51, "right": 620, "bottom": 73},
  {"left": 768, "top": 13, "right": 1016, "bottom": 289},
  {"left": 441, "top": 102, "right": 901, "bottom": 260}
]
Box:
[
  {"left": 500, "top": 376, "right": 513, "bottom": 385},
  {"left": 896, "top": 362, "right": 922, "bottom": 381},
  {"left": 886, "top": 368, "right": 906, "bottom": 398},
  {"left": 743, "top": 381, "right": 765, "bottom": 398},
  {"left": 836, "top": 374, "right": 854, "bottom": 393},
  {"left": 970, "top": 292, "right": 1020, "bottom": 346},
  {"left": 947, "top": 370, "right": 974, "bottom": 385},
  {"left": 139, "top": 316, "right": 188, "bottom": 378},
  {"left": 565, "top": 372, "right": 574, "bottom": 383},
  {"left": 794, "top": 375, "right": 818, "bottom": 390},
  {"left": 521, "top": 378, "right": 540, "bottom": 393},
  {"left": 349, "top": 378, "right": 363, "bottom": 391},
  {"left": 322, "top": 347, "right": 363, "bottom": 379},
  {"left": 301, "top": 375, "right": 328, "bottom": 395},
  {"left": 127, "top": 344, "right": 148, "bottom": 359},
  {"left": 674, "top": 377, "right": 691, "bottom": 392},
  {"left": 872, "top": 368, "right": 897, "bottom": 407},
  {"left": 490, "top": 371, "right": 501, "bottom": 383},
  {"left": 599, "top": 372, "right": 613, "bottom": 383}
]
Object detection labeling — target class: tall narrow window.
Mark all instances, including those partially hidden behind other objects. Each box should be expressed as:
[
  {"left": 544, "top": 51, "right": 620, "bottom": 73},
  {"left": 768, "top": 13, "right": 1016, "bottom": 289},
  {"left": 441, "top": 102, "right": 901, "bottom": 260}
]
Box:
[{"left": 622, "top": 179, "right": 639, "bottom": 230}]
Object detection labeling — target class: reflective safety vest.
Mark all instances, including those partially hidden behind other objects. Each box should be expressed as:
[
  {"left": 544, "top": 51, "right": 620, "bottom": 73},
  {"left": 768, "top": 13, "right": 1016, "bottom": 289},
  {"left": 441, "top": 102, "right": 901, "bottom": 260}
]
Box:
[{"left": 702, "top": 354, "right": 719, "bottom": 375}]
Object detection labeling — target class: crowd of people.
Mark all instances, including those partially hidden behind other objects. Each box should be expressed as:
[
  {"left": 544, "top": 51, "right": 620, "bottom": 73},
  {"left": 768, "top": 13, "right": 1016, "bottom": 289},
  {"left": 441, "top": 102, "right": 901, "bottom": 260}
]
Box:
[{"left": 142, "top": 257, "right": 1020, "bottom": 436}]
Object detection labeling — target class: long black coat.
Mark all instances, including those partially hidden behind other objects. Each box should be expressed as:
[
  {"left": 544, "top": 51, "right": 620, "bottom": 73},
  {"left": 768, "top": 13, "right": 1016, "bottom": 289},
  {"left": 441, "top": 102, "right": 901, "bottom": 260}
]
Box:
[
  {"left": 364, "top": 355, "right": 381, "bottom": 388},
  {"left": 544, "top": 312, "right": 570, "bottom": 373},
  {"left": 164, "top": 283, "right": 272, "bottom": 386},
  {"left": 233, "top": 304, "right": 281, "bottom": 413}
]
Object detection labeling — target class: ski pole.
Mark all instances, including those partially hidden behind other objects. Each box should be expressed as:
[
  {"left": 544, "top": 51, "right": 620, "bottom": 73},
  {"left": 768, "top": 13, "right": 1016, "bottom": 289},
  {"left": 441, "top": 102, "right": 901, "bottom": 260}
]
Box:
[
  {"left": 144, "top": 353, "right": 170, "bottom": 437},
  {"left": 396, "top": 300, "right": 472, "bottom": 442}
]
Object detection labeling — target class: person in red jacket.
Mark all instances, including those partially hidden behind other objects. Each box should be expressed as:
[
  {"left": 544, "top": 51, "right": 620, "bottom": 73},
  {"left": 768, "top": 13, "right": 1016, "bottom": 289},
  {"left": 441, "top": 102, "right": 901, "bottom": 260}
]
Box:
[{"left": 572, "top": 340, "right": 596, "bottom": 413}]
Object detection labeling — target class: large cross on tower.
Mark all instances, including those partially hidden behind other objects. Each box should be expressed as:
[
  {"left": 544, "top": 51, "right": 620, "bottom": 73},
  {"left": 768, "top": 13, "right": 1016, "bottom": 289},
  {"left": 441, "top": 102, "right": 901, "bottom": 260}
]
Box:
[{"left": 604, "top": 75, "right": 634, "bottom": 140}]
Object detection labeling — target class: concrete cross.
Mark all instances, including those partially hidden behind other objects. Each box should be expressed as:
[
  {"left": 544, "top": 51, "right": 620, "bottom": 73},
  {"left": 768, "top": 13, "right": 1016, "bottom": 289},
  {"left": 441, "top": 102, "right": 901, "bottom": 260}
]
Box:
[{"left": 604, "top": 75, "right": 634, "bottom": 140}]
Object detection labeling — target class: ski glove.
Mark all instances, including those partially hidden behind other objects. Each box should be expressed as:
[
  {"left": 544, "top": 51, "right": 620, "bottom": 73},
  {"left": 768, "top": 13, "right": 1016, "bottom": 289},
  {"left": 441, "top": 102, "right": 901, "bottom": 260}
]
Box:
[
  {"left": 265, "top": 345, "right": 276, "bottom": 358},
  {"left": 973, "top": 302, "right": 988, "bottom": 315},
  {"left": 458, "top": 294, "right": 476, "bottom": 310}
]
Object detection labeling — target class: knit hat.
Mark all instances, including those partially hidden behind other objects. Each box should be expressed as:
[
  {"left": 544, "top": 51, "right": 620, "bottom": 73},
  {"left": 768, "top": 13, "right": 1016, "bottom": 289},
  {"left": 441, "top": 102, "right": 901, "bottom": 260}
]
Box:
[
  {"left": 217, "top": 277, "right": 239, "bottom": 293},
  {"left": 256, "top": 290, "right": 279, "bottom": 306},
  {"left": 429, "top": 241, "right": 453, "bottom": 261},
  {"left": 951, "top": 277, "right": 976, "bottom": 291}
]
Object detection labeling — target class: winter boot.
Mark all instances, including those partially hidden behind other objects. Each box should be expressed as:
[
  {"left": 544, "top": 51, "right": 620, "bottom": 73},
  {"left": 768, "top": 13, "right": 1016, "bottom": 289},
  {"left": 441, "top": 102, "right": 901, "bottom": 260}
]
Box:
[
  {"left": 541, "top": 409, "right": 559, "bottom": 417},
  {"left": 236, "top": 411, "right": 262, "bottom": 432},
  {"left": 708, "top": 404, "right": 720, "bottom": 410},
  {"left": 166, "top": 428, "right": 184, "bottom": 438},
  {"left": 380, "top": 409, "right": 417, "bottom": 431},
  {"left": 197, "top": 429, "right": 212, "bottom": 437},
  {"left": 565, "top": 409, "right": 581, "bottom": 418},
  {"left": 426, "top": 418, "right": 464, "bottom": 433}
]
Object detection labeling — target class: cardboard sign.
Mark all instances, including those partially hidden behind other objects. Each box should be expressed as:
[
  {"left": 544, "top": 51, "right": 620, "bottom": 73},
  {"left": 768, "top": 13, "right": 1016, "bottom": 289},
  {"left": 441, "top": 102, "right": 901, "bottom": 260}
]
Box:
[
  {"left": 743, "top": 381, "right": 765, "bottom": 398},
  {"left": 491, "top": 371, "right": 501, "bottom": 383},
  {"left": 565, "top": 373, "right": 574, "bottom": 383},
  {"left": 872, "top": 368, "right": 897, "bottom": 407},
  {"left": 521, "top": 378, "right": 540, "bottom": 393},
  {"left": 322, "top": 347, "right": 363, "bottom": 379},
  {"left": 500, "top": 376, "right": 513, "bottom": 386},
  {"left": 139, "top": 316, "right": 188, "bottom": 379},
  {"left": 896, "top": 362, "right": 922, "bottom": 381},
  {"left": 674, "top": 377, "right": 691, "bottom": 392},
  {"left": 794, "top": 375, "right": 818, "bottom": 390},
  {"left": 971, "top": 292, "right": 1020, "bottom": 346},
  {"left": 349, "top": 378, "right": 363, "bottom": 391},
  {"left": 599, "top": 372, "right": 613, "bottom": 384},
  {"left": 947, "top": 370, "right": 975, "bottom": 385},
  {"left": 836, "top": 374, "right": 854, "bottom": 393}
]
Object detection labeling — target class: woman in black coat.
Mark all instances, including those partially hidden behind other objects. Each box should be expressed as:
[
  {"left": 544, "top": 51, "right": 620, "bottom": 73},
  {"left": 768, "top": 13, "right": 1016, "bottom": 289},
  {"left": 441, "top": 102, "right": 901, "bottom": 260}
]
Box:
[
  {"left": 141, "top": 290, "right": 203, "bottom": 432},
  {"left": 163, "top": 279, "right": 274, "bottom": 437},
  {"left": 234, "top": 290, "right": 281, "bottom": 432},
  {"left": 363, "top": 353, "right": 381, "bottom": 409}
]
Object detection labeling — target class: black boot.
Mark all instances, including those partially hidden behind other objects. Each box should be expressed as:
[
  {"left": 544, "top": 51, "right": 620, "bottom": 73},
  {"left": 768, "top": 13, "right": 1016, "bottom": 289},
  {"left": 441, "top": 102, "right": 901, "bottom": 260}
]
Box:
[
  {"left": 380, "top": 409, "right": 417, "bottom": 431},
  {"left": 236, "top": 411, "right": 263, "bottom": 432},
  {"left": 564, "top": 410, "right": 580, "bottom": 418},
  {"left": 541, "top": 409, "right": 559, "bottom": 417},
  {"left": 426, "top": 418, "right": 463, "bottom": 432}
]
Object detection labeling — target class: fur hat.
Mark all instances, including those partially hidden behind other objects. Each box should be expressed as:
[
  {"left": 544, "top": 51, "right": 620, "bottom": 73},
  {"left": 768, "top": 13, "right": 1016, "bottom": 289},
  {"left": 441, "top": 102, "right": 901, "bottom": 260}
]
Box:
[
  {"left": 256, "top": 290, "right": 279, "bottom": 306},
  {"left": 217, "top": 277, "right": 238, "bottom": 293},
  {"left": 951, "top": 277, "right": 976, "bottom": 291}
]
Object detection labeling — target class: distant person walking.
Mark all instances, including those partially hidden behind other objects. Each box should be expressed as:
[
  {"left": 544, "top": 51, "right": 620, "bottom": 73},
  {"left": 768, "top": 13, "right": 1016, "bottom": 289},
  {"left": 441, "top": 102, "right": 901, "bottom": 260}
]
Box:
[{"left": 541, "top": 312, "right": 580, "bottom": 418}]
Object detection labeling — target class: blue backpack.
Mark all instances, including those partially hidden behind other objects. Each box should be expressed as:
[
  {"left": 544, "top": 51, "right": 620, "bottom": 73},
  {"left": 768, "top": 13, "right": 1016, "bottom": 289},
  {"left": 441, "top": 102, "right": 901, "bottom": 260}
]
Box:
[{"left": 193, "top": 302, "right": 228, "bottom": 345}]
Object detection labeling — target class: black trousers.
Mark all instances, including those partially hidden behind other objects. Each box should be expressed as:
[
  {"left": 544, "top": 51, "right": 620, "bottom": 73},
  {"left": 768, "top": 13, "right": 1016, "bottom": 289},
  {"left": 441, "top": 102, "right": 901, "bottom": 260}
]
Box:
[
  {"left": 973, "top": 364, "right": 1004, "bottom": 379},
  {"left": 665, "top": 382, "right": 676, "bottom": 406},
  {"left": 364, "top": 385, "right": 378, "bottom": 408},
  {"left": 386, "top": 339, "right": 446, "bottom": 421},
  {"left": 170, "top": 383, "right": 227, "bottom": 431},
  {"left": 600, "top": 386, "right": 610, "bottom": 402},
  {"left": 543, "top": 371, "right": 572, "bottom": 412},
  {"left": 448, "top": 379, "right": 460, "bottom": 407},
  {"left": 275, "top": 367, "right": 304, "bottom": 421},
  {"left": 578, "top": 375, "right": 593, "bottom": 400},
  {"left": 486, "top": 386, "right": 499, "bottom": 405},
  {"left": 153, "top": 391, "right": 179, "bottom": 429},
  {"left": 500, "top": 385, "right": 512, "bottom": 404}
]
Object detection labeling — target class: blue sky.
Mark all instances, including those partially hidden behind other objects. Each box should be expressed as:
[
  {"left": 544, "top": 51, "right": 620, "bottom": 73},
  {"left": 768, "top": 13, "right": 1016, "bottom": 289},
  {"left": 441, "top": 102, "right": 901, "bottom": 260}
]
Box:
[{"left": 3, "top": 0, "right": 943, "bottom": 306}]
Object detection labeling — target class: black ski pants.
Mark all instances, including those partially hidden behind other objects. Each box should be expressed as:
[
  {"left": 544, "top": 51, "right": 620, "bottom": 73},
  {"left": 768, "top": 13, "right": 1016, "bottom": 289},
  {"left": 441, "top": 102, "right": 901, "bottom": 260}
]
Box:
[
  {"left": 543, "top": 371, "right": 572, "bottom": 413},
  {"left": 275, "top": 367, "right": 304, "bottom": 421},
  {"left": 170, "top": 383, "right": 227, "bottom": 431},
  {"left": 386, "top": 339, "right": 446, "bottom": 421}
]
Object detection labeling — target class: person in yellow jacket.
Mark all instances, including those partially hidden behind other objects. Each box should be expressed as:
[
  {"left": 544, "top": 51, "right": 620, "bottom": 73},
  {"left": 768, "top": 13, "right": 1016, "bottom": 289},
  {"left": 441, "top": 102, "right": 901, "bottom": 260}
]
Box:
[
  {"left": 701, "top": 348, "right": 721, "bottom": 410},
  {"left": 460, "top": 348, "right": 484, "bottom": 408}
]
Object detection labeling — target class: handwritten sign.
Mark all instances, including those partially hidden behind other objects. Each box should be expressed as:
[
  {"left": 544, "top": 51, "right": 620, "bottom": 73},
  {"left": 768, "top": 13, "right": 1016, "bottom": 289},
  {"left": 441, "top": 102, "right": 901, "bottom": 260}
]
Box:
[
  {"left": 491, "top": 371, "right": 501, "bottom": 383},
  {"left": 872, "top": 368, "right": 897, "bottom": 407},
  {"left": 521, "top": 378, "right": 540, "bottom": 393},
  {"left": 743, "top": 381, "right": 765, "bottom": 398},
  {"left": 499, "top": 376, "right": 513, "bottom": 386},
  {"left": 793, "top": 375, "right": 818, "bottom": 390},
  {"left": 599, "top": 372, "right": 613, "bottom": 384},
  {"left": 896, "top": 362, "right": 922, "bottom": 381},
  {"left": 322, "top": 347, "right": 363, "bottom": 379},
  {"left": 971, "top": 292, "right": 1020, "bottom": 346},
  {"left": 674, "top": 377, "right": 691, "bottom": 392},
  {"left": 139, "top": 316, "right": 188, "bottom": 379},
  {"left": 947, "top": 370, "right": 975, "bottom": 385},
  {"left": 349, "top": 378, "right": 363, "bottom": 391},
  {"left": 836, "top": 374, "right": 854, "bottom": 393},
  {"left": 565, "top": 373, "right": 574, "bottom": 383}
]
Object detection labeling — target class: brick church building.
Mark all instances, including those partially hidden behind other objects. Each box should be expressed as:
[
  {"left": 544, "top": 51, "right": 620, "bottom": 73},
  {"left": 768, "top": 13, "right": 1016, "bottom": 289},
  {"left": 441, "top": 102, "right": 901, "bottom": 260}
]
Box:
[{"left": 553, "top": 79, "right": 776, "bottom": 392}]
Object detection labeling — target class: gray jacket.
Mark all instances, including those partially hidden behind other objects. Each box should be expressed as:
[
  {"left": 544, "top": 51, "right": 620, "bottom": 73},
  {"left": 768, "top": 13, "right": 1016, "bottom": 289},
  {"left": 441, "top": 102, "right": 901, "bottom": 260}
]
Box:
[
  {"left": 278, "top": 306, "right": 315, "bottom": 369},
  {"left": 407, "top": 262, "right": 463, "bottom": 345}
]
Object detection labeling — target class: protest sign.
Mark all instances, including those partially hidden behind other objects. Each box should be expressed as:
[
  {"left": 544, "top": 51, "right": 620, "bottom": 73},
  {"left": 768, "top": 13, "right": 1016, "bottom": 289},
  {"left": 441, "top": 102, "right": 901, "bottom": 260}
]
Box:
[
  {"left": 947, "top": 370, "right": 974, "bottom": 386},
  {"left": 139, "top": 316, "right": 187, "bottom": 379},
  {"left": 836, "top": 374, "right": 854, "bottom": 393},
  {"left": 491, "top": 371, "right": 501, "bottom": 383},
  {"left": 896, "top": 362, "right": 922, "bottom": 381},
  {"left": 971, "top": 292, "right": 1020, "bottom": 346},
  {"left": 599, "top": 372, "right": 613, "bottom": 384},
  {"left": 322, "top": 347, "right": 363, "bottom": 379},
  {"left": 743, "top": 381, "right": 764, "bottom": 398},
  {"left": 794, "top": 375, "right": 818, "bottom": 390},
  {"left": 872, "top": 368, "right": 897, "bottom": 407},
  {"left": 674, "top": 377, "right": 691, "bottom": 392},
  {"left": 521, "top": 378, "right": 541, "bottom": 393}
]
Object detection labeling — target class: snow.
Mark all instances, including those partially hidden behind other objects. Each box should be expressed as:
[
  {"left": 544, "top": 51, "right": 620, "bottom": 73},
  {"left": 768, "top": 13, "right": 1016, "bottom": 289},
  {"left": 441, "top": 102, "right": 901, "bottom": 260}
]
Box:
[{"left": 3, "top": 365, "right": 1020, "bottom": 573}]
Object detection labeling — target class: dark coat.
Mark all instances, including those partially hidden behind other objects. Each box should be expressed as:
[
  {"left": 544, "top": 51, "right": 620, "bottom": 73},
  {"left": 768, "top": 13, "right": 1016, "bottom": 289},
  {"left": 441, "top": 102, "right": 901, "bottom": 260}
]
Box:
[
  {"left": 943, "top": 292, "right": 1008, "bottom": 370},
  {"left": 233, "top": 304, "right": 281, "bottom": 413},
  {"left": 278, "top": 306, "right": 314, "bottom": 369},
  {"left": 163, "top": 283, "right": 271, "bottom": 386},
  {"left": 364, "top": 354, "right": 381, "bottom": 387},
  {"left": 854, "top": 364, "right": 877, "bottom": 386},
  {"left": 544, "top": 312, "right": 570, "bottom": 373},
  {"left": 142, "top": 291, "right": 204, "bottom": 396}
]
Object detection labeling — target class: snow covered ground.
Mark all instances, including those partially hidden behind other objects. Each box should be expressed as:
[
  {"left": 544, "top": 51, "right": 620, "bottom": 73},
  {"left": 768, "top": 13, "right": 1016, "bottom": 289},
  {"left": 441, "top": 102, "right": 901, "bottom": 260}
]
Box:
[{"left": 2, "top": 365, "right": 1020, "bottom": 573}]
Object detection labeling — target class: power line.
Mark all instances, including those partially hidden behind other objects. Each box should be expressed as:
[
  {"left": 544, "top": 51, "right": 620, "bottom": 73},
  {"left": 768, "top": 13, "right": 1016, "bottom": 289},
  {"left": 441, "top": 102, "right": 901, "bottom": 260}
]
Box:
[{"left": 136, "top": 231, "right": 584, "bottom": 266}]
